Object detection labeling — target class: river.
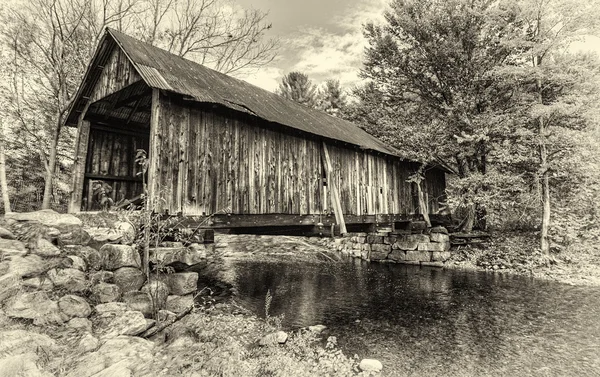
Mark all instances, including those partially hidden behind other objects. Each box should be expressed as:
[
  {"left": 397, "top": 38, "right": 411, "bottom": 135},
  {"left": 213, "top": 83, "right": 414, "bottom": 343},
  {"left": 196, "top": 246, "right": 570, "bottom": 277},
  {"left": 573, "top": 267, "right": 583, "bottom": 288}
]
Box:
[{"left": 220, "top": 235, "right": 600, "bottom": 377}]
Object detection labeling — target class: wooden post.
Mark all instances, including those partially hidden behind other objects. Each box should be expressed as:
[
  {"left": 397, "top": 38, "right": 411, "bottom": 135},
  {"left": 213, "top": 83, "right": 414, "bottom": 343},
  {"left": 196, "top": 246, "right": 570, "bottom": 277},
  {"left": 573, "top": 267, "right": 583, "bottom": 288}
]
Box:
[
  {"left": 148, "top": 88, "right": 161, "bottom": 211},
  {"left": 68, "top": 103, "right": 91, "bottom": 213},
  {"left": 321, "top": 142, "right": 347, "bottom": 235}
]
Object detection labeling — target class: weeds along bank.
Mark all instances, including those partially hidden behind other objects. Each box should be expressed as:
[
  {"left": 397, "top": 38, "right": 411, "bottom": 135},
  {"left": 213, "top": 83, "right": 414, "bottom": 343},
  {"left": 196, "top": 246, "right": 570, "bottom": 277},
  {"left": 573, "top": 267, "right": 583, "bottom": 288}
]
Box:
[{"left": 0, "top": 210, "right": 380, "bottom": 376}]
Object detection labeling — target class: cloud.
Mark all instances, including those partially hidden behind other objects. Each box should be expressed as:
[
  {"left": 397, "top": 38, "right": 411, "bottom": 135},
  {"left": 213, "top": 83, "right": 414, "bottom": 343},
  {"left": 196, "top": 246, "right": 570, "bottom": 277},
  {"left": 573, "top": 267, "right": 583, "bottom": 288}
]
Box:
[
  {"left": 283, "top": 0, "right": 388, "bottom": 89},
  {"left": 237, "top": 66, "right": 284, "bottom": 92}
]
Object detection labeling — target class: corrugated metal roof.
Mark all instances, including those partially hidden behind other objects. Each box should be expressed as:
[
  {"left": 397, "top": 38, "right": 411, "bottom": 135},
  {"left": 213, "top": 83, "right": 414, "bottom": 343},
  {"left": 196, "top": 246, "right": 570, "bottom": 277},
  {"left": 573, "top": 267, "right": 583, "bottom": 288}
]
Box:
[{"left": 106, "top": 29, "right": 401, "bottom": 157}]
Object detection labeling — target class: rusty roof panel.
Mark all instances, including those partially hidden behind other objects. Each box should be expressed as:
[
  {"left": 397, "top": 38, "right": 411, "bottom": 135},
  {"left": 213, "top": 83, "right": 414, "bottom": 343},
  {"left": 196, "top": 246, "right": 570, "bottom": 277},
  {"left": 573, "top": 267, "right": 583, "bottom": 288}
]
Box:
[{"left": 101, "top": 29, "right": 398, "bottom": 156}]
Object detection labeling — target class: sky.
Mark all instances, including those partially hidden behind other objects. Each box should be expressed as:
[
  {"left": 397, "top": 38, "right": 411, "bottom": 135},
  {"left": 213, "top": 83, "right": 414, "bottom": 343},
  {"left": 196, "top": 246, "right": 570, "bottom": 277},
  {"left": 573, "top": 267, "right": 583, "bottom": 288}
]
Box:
[{"left": 233, "top": 0, "right": 388, "bottom": 92}]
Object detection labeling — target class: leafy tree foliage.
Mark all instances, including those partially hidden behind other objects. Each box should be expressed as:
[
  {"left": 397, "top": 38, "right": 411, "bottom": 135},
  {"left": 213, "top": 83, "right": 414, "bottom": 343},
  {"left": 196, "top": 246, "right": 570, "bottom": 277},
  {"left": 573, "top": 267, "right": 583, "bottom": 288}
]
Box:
[
  {"left": 348, "top": 0, "right": 600, "bottom": 247},
  {"left": 276, "top": 71, "right": 318, "bottom": 108}
]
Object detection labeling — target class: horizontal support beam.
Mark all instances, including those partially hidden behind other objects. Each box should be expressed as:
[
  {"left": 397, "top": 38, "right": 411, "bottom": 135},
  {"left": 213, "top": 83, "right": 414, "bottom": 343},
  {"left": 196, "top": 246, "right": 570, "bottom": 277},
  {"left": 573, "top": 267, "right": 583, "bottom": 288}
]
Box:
[
  {"left": 85, "top": 173, "right": 143, "bottom": 182},
  {"left": 158, "top": 213, "right": 450, "bottom": 230}
]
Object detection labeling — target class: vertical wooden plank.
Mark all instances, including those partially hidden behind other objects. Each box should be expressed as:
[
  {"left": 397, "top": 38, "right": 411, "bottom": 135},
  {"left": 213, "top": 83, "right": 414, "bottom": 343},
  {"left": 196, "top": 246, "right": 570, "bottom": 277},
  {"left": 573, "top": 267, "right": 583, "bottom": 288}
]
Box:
[
  {"left": 322, "top": 142, "right": 347, "bottom": 234},
  {"left": 68, "top": 108, "right": 91, "bottom": 213},
  {"left": 148, "top": 88, "right": 161, "bottom": 211}
]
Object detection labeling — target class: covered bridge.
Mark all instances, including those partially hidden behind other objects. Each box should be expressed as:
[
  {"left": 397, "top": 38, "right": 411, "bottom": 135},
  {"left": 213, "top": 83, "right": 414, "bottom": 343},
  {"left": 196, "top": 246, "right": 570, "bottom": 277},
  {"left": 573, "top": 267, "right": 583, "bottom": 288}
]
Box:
[{"left": 66, "top": 28, "right": 447, "bottom": 234}]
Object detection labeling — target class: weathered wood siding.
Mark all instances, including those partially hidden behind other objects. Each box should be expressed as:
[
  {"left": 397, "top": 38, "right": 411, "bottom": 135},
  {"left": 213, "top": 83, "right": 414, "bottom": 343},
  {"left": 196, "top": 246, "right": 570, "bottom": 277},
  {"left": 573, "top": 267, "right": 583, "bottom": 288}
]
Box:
[
  {"left": 83, "top": 126, "right": 149, "bottom": 210},
  {"left": 89, "top": 48, "right": 141, "bottom": 103},
  {"left": 150, "top": 94, "right": 446, "bottom": 216}
]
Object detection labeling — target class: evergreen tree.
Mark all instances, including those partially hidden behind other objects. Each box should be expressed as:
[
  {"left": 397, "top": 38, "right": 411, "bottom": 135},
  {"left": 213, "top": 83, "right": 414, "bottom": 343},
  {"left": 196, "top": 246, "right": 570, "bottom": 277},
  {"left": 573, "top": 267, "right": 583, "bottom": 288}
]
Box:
[
  {"left": 317, "top": 79, "right": 347, "bottom": 116},
  {"left": 276, "top": 71, "right": 318, "bottom": 108}
]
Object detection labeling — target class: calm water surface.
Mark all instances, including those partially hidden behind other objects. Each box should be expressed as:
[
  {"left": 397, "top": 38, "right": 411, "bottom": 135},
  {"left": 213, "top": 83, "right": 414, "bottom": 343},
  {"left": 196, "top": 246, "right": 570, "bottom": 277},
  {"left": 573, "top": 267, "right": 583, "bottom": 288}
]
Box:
[{"left": 229, "top": 254, "right": 600, "bottom": 377}]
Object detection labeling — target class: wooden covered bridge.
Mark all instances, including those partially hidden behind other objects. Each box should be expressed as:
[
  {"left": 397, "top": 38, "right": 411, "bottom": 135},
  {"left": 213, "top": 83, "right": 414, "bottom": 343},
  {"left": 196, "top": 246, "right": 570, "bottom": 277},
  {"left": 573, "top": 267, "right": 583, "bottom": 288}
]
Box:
[{"left": 66, "top": 28, "right": 448, "bottom": 235}]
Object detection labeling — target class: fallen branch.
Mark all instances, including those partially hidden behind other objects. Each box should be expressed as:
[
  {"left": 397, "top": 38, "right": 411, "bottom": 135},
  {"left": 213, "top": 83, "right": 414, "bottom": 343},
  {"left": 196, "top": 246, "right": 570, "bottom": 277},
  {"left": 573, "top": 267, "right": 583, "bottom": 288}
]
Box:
[{"left": 141, "top": 304, "right": 194, "bottom": 339}]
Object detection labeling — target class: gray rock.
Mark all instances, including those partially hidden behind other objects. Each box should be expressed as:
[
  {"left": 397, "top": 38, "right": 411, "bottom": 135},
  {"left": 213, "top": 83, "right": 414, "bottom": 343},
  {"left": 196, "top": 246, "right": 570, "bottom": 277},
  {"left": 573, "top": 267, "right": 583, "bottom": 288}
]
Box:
[
  {"left": 90, "top": 271, "right": 114, "bottom": 284},
  {"left": 0, "top": 329, "right": 58, "bottom": 355},
  {"left": 95, "top": 302, "right": 129, "bottom": 315},
  {"left": 359, "top": 359, "right": 383, "bottom": 372},
  {"left": 157, "top": 309, "right": 177, "bottom": 322},
  {"left": 431, "top": 251, "right": 452, "bottom": 262},
  {"left": 79, "top": 333, "right": 99, "bottom": 353},
  {"left": 0, "top": 353, "right": 54, "bottom": 377},
  {"left": 77, "top": 246, "right": 103, "bottom": 270},
  {"left": 65, "top": 335, "right": 154, "bottom": 377},
  {"left": 8, "top": 255, "right": 71, "bottom": 278},
  {"left": 258, "top": 331, "right": 288, "bottom": 346},
  {"left": 48, "top": 268, "right": 88, "bottom": 292},
  {"left": 67, "top": 255, "right": 87, "bottom": 271},
  {"left": 165, "top": 294, "right": 194, "bottom": 313},
  {"left": 96, "top": 310, "right": 149, "bottom": 338},
  {"left": 31, "top": 238, "right": 61, "bottom": 257},
  {"left": 113, "top": 267, "right": 145, "bottom": 293},
  {"left": 58, "top": 295, "right": 92, "bottom": 318},
  {"left": 114, "top": 221, "right": 136, "bottom": 245},
  {"left": 22, "top": 276, "right": 54, "bottom": 290},
  {"left": 0, "top": 273, "right": 20, "bottom": 303},
  {"left": 67, "top": 318, "right": 93, "bottom": 333},
  {"left": 392, "top": 239, "right": 419, "bottom": 251},
  {"left": 85, "top": 227, "right": 123, "bottom": 244},
  {"left": 0, "top": 226, "right": 16, "bottom": 239},
  {"left": 388, "top": 250, "right": 407, "bottom": 262},
  {"left": 430, "top": 226, "right": 449, "bottom": 235},
  {"left": 417, "top": 241, "right": 450, "bottom": 252},
  {"left": 430, "top": 232, "right": 450, "bottom": 243},
  {"left": 57, "top": 227, "right": 91, "bottom": 246},
  {"left": 308, "top": 324, "right": 327, "bottom": 334},
  {"left": 405, "top": 234, "right": 431, "bottom": 243},
  {"left": 162, "top": 272, "right": 198, "bottom": 295},
  {"left": 5, "top": 210, "right": 82, "bottom": 228},
  {"left": 369, "top": 244, "right": 391, "bottom": 260},
  {"left": 91, "top": 283, "right": 121, "bottom": 303},
  {"left": 5, "top": 291, "right": 63, "bottom": 324},
  {"left": 99, "top": 244, "right": 141, "bottom": 270},
  {"left": 122, "top": 291, "right": 153, "bottom": 318},
  {"left": 0, "top": 238, "right": 28, "bottom": 258},
  {"left": 150, "top": 246, "right": 205, "bottom": 266},
  {"left": 141, "top": 280, "right": 169, "bottom": 310},
  {"left": 405, "top": 250, "right": 432, "bottom": 262}
]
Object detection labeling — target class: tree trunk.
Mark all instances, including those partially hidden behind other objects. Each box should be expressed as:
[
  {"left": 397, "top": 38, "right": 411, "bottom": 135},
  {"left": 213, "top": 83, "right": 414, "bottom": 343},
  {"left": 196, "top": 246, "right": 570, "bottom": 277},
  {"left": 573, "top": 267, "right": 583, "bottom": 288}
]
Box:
[
  {"left": 0, "top": 121, "right": 11, "bottom": 213},
  {"left": 539, "top": 112, "right": 550, "bottom": 254},
  {"left": 41, "top": 122, "right": 61, "bottom": 210}
]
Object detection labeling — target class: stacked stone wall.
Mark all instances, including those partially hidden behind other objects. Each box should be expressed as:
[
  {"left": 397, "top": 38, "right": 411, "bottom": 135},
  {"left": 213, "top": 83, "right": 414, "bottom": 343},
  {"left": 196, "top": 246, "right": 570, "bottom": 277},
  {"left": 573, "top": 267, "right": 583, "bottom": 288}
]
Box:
[{"left": 323, "top": 225, "right": 452, "bottom": 267}]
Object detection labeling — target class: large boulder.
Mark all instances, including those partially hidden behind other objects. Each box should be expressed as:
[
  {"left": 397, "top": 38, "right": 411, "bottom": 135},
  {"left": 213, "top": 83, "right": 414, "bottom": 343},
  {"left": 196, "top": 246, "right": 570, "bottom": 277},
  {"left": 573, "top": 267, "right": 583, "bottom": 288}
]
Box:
[
  {"left": 0, "top": 273, "right": 21, "bottom": 303},
  {"left": 162, "top": 272, "right": 198, "bottom": 295},
  {"left": 78, "top": 333, "right": 99, "bottom": 353},
  {"left": 90, "top": 271, "right": 114, "bottom": 284},
  {"left": 5, "top": 210, "right": 82, "bottom": 228},
  {"left": 58, "top": 295, "right": 92, "bottom": 319},
  {"left": 5, "top": 291, "right": 62, "bottom": 324},
  {"left": 48, "top": 268, "right": 88, "bottom": 292},
  {"left": 122, "top": 291, "right": 154, "bottom": 318},
  {"left": 99, "top": 244, "right": 141, "bottom": 270},
  {"left": 113, "top": 267, "right": 145, "bottom": 293},
  {"left": 0, "top": 238, "right": 28, "bottom": 258},
  {"left": 5, "top": 255, "right": 48, "bottom": 278},
  {"left": 91, "top": 283, "right": 121, "bottom": 303}
]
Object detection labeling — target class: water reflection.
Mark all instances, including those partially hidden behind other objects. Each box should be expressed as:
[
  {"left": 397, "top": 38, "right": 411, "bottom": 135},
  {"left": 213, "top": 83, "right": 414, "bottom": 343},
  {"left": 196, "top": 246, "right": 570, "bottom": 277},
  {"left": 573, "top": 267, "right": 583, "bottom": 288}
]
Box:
[{"left": 231, "top": 257, "right": 600, "bottom": 376}]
